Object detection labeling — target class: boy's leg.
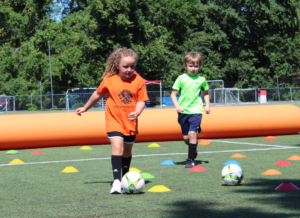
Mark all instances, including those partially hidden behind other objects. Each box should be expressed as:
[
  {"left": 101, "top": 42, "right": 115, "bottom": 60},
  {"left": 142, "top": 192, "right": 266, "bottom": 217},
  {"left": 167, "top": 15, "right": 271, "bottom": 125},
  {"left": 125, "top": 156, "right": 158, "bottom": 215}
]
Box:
[
  {"left": 178, "top": 114, "right": 195, "bottom": 167},
  {"left": 122, "top": 135, "right": 136, "bottom": 177},
  {"left": 183, "top": 136, "right": 198, "bottom": 159},
  {"left": 188, "top": 131, "right": 198, "bottom": 160},
  {"left": 186, "top": 114, "right": 202, "bottom": 166}
]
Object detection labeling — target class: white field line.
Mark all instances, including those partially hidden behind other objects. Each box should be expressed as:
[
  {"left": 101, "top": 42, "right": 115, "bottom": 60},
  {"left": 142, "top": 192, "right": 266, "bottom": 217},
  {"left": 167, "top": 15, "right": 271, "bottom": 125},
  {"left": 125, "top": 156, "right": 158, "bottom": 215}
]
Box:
[
  {"left": 0, "top": 143, "right": 299, "bottom": 167},
  {"left": 210, "top": 140, "right": 297, "bottom": 148}
]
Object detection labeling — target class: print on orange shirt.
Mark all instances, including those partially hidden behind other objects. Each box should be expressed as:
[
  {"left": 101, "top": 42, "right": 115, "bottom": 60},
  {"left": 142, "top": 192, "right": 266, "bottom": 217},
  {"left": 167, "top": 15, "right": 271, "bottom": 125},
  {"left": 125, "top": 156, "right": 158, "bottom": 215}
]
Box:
[{"left": 118, "top": 89, "right": 133, "bottom": 104}]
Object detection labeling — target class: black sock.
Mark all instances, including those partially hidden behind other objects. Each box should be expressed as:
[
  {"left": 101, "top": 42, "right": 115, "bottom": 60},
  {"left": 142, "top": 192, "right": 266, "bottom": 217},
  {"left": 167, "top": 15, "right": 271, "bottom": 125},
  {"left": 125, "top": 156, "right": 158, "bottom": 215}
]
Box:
[
  {"left": 122, "top": 156, "right": 132, "bottom": 177},
  {"left": 188, "top": 143, "right": 197, "bottom": 160},
  {"left": 111, "top": 155, "right": 122, "bottom": 181}
]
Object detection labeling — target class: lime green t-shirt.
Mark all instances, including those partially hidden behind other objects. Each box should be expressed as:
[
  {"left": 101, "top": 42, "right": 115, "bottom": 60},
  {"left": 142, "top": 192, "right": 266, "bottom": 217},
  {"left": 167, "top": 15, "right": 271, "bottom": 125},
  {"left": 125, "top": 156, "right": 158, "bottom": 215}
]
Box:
[{"left": 172, "top": 73, "right": 209, "bottom": 114}]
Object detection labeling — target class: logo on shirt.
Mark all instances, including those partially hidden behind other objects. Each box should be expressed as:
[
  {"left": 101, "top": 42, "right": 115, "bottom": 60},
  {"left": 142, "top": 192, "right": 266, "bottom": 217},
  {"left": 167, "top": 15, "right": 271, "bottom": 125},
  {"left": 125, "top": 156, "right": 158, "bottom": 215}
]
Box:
[{"left": 118, "top": 89, "right": 133, "bottom": 104}]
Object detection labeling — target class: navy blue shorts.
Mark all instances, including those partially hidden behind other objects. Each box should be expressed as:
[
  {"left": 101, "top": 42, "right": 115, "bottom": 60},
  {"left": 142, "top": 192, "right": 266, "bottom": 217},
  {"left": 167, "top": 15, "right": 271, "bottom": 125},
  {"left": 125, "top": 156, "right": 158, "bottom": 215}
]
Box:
[
  {"left": 178, "top": 113, "right": 203, "bottom": 135},
  {"left": 107, "top": 132, "right": 136, "bottom": 144}
]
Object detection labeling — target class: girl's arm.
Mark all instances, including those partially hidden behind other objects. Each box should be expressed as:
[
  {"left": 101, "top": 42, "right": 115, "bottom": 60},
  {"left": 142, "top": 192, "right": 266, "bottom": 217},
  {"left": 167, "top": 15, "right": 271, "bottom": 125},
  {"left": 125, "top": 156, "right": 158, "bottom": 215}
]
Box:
[
  {"left": 128, "top": 101, "right": 146, "bottom": 121},
  {"left": 76, "top": 91, "right": 104, "bottom": 116},
  {"left": 171, "top": 90, "right": 183, "bottom": 113},
  {"left": 203, "top": 90, "right": 210, "bottom": 114}
]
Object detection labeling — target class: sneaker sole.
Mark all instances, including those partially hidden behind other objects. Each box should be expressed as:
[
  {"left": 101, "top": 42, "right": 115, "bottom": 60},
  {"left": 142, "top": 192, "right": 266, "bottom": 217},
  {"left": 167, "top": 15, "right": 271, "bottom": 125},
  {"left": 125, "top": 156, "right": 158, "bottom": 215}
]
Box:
[{"left": 110, "top": 191, "right": 122, "bottom": 194}]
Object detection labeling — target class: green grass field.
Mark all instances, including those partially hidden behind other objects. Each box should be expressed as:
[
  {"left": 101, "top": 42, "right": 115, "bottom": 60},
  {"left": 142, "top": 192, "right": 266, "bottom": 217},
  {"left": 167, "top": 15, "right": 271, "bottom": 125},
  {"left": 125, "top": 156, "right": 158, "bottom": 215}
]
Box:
[
  {"left": 1, "top": 102, "right": 300, "bottom": 218},
  {"left": 1, "top": 134, "right": 300, "bottom": 218}
]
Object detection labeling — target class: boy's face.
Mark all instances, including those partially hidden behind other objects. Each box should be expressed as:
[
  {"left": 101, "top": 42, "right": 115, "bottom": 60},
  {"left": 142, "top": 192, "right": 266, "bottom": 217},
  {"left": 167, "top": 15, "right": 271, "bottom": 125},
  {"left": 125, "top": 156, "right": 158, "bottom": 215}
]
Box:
[{"left": 186, "top": 62, "right": 200, "bottom": 77}]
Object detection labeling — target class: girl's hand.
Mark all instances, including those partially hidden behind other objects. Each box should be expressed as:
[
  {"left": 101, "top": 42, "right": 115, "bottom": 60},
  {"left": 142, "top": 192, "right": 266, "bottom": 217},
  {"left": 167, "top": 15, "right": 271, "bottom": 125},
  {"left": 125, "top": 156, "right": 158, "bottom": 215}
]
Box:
[
  {"left": 205, "top": 106, "right": 210, "bottom": 114},
  {"left": 128, "top": 111, "right": 139, "bottom": 121},
  {"left": 76, "top": 107, "right": 87, "bottom": 116},
  {"left": 176, "top": 106, "right": 184, "bottom": 113}
]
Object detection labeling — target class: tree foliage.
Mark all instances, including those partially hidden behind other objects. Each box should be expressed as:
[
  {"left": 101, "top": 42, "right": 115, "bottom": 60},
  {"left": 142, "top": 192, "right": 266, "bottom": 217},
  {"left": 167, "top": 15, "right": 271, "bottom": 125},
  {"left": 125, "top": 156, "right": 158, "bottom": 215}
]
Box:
[{"left": 1, "top": 0, "right": 300, "bottom": 96}]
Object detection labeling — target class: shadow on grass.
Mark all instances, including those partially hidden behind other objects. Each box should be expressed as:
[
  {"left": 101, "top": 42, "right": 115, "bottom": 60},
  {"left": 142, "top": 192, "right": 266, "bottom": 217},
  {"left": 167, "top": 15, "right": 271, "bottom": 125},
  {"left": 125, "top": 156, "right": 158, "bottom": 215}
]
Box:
[
  {"left": 161, "top": 178, "right": 300, "bottom": 218},
  {"left": 175, "top": 160, "right": 210, "bottom": 166},
  {"left": 84, "top": 180, "right": 152, "bottom": 185}
]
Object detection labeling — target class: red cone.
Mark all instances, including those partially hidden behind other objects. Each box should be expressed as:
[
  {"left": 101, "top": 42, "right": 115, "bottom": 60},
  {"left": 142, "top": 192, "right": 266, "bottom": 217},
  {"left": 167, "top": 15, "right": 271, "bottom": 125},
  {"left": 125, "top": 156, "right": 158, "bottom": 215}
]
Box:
[
  {"left": 274, "top": 160, "right": 291, "bottom": 166},
  {"left": 188, "top": 166, "right": 207, "bottom": 171},
  {"left": 275, "top": 182, "right": 299, "bottom": 191},
  {"left": 30, "top": 150, "right": 43, "bottom": 154}
]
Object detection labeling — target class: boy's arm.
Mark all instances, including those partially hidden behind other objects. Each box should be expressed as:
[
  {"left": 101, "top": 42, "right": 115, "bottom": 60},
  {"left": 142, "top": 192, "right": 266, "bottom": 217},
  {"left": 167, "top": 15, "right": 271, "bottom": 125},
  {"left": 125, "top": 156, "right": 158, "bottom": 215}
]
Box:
[
  {"left": 171, "top": 90, "right": 183, "bottom": 113},
  {"left": 203, "top": 90, "right": 210, "bottom": 114},
  {"left": 76, "top": 91, "right": 104, "bottom": 116}
]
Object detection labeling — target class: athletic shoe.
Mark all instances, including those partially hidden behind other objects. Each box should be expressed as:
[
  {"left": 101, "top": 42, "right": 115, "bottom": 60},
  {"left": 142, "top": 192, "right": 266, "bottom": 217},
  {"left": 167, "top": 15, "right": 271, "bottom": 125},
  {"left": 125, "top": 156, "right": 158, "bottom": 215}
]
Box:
[
  {"left": 185, "top": 159, "right": 195, "bottom": 168},
  {"left": 110, "top": 179, "right": 122, "bottom": 194}
]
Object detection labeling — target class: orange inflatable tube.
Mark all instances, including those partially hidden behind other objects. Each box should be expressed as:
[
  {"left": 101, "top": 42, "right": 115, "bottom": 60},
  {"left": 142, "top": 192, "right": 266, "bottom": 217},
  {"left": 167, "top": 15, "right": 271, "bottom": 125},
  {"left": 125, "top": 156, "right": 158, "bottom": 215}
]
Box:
[{"left": 1, "top": 105, "right": 300, "bottom": 150}]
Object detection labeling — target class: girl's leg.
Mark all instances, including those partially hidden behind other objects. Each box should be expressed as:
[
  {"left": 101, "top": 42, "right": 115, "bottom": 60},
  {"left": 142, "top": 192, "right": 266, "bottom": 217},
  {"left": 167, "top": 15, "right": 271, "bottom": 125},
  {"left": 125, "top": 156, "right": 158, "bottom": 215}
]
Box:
[
  {"left": 122, "top": 142, "right": 133, "bottom": 176},
  {"left": 110, "top": 137, "right": 124, "bottom": 181}
]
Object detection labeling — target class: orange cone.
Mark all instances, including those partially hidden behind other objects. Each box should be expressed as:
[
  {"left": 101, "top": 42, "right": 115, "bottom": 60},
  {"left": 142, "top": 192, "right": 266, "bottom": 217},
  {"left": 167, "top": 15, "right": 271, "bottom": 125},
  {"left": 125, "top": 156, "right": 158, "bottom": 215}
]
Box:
[
  {"left": 287, "top": 155, "right": 300, "bottom": 160},
  {"left": 231, "top": 153, "right": 246, "bottom": 158},
  {"left": 262, "top": 169, "right": 282, "bottom": 175},
  {"left": 264, "top": 136, "right": 276, "bottom": 141},
  {"left": 198, "top": 140, "right": 212, "bottom": 145}
]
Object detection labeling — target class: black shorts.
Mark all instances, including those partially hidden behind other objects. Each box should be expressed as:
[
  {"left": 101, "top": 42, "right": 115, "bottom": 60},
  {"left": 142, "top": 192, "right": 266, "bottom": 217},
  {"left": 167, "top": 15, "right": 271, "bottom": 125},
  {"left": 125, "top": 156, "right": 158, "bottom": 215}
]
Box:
[{"left": 107, "top": 132, "right": 136, "bottom": 144}]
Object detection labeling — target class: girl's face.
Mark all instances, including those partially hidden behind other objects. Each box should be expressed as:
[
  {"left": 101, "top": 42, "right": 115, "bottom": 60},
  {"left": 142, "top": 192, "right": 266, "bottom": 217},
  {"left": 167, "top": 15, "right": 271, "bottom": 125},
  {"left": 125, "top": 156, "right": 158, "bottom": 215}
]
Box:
[
  {"left": 186, "top": 62, "right": 200, "bottom": 77},
  {"left": 116, "top": 57, "right": 136, "bottom": 80}
]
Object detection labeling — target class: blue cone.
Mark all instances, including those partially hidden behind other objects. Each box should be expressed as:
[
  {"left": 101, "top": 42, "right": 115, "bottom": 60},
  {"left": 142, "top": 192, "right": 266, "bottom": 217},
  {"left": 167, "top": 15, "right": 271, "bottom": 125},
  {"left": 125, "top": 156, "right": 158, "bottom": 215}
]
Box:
[
  {"left": 160, "top": 160, "right": 177, "bottom": 165},
  {"left": 223, "top": 160, "right": 241, "bottom": 165}
]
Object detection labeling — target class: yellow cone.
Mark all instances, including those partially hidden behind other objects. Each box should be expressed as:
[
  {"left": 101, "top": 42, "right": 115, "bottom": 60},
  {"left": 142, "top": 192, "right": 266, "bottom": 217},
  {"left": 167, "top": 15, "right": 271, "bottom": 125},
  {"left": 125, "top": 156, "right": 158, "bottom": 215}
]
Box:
[
  {"left": 9, "top": 159, "right": 24, "bottom": 164},
  {"left": 61, "top": 166, "right": 79, "bottom": 173},
  {"left": 148, "top": 143, "right": 160, "bottom": 147},
  {"left": 129, "top": 167, "right": 142, "bottom": 172},
  {"left": 147, "top": 185, "right": 171, "bottom": 192}
]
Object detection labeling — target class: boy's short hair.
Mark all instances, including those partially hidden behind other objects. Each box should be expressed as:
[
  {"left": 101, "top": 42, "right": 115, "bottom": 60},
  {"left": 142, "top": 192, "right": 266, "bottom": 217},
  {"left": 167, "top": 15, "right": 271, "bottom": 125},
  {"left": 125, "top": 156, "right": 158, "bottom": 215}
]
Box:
[{"left": 183, "top": 52, "right": 204, "bottom": 68}]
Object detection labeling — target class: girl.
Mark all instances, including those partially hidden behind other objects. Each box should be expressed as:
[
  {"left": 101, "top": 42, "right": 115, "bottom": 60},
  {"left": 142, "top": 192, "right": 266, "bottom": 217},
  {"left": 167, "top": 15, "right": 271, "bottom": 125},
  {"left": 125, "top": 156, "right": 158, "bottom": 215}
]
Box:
[{"left": 76, "top": 48, "right": 148, "bottom": 194}]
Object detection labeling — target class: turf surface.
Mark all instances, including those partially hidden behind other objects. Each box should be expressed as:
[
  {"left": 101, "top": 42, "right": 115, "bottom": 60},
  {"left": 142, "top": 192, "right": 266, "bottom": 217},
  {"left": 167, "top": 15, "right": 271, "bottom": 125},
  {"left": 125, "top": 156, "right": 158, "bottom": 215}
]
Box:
[{"left": 1, "top": 134, "right": 300, "bottom": 218}]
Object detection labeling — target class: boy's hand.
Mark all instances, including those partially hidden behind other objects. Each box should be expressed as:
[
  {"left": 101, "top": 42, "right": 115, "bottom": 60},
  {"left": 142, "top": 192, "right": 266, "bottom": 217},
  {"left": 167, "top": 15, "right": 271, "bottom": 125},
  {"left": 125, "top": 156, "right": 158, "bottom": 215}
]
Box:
[
  {"left": 176, "top": 106, "right": 184, "bottom": 113},
  {"left": 128, "top": 111, "right": 139, "bottom": 121},
  {"left": 205, "top": 106, "right": 210, "bottom": 114},
  {"left": 76, "top": 107, "right": 87, "bottom": 116}
]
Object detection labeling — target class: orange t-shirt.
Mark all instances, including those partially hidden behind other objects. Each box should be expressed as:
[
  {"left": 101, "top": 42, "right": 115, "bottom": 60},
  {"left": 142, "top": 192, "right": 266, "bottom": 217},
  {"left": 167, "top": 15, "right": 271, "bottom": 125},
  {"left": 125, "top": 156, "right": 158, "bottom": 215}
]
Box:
[{"left": 96, "top": 74, "right": 149, "bottom": 135}]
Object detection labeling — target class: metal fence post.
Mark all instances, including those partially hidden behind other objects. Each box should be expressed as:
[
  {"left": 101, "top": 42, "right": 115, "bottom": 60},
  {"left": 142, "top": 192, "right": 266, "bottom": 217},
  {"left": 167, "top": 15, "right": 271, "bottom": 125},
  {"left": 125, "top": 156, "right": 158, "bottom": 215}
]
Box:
[
  {"left": 40, "top": 81, "right": 42, "bottom": 110},
  {"left": 255, "top": 88, "right": 257, "bottom": 103},
  {"left": 291, "top": 87, "right": 293, "bottom": 101},
  {"left": 214, "top": 89, "right": 216, "bottom": 106}
]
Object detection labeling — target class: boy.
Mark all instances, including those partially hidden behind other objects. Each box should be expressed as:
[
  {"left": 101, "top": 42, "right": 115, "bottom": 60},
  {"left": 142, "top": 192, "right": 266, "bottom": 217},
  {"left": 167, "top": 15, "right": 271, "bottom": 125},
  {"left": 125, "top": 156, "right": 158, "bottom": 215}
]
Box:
[{"left": 170, "top": 52, "right": 210, "bottom": 168}]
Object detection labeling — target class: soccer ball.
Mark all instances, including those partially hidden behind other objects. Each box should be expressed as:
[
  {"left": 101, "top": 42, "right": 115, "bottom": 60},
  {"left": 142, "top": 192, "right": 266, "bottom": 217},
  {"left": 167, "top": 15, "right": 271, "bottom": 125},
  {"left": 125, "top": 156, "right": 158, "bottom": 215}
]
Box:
[
  {"left": 121, "top": 171, "right": 145, "bottom": 194},
  {"left": 222, "top": 164, "right": 244, "bottom": 186}
]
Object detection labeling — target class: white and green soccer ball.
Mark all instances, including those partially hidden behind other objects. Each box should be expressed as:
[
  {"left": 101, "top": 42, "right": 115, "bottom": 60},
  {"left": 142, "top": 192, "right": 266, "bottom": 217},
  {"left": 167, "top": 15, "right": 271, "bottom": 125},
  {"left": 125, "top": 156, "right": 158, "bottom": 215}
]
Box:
[
  {"left": 121, "top": 171, "right": 145, "bottom": 194},
  {"left": 222, "top": 164, "right": 244, "bottom": 186}
]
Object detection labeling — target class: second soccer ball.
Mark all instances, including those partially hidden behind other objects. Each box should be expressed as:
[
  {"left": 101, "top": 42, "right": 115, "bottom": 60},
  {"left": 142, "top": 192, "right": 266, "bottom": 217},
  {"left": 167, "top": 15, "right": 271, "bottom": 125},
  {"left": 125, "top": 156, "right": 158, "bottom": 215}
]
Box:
[{"left": 222, "top": 164, "right": 244, "bottom": 186}]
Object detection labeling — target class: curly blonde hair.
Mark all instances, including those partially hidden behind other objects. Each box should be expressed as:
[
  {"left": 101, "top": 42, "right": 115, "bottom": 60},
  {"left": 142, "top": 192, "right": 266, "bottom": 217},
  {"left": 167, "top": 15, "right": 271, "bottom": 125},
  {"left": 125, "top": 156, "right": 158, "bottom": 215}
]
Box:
[
  {"left": 102, "top": 48, "right": 138, "bottom": 79},
  {"left": 183, "top": 52, "right": 204, "bottom": 68}
]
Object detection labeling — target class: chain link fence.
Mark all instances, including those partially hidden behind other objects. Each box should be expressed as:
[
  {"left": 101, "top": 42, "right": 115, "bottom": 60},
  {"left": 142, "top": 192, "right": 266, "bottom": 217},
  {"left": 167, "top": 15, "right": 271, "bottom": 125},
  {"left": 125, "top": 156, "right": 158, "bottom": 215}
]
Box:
[{"left": 2, "top": 84, "right": 300, "bottom": 112}]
